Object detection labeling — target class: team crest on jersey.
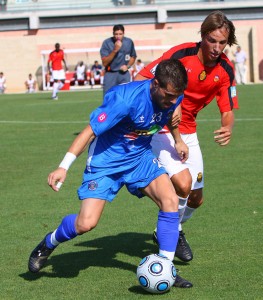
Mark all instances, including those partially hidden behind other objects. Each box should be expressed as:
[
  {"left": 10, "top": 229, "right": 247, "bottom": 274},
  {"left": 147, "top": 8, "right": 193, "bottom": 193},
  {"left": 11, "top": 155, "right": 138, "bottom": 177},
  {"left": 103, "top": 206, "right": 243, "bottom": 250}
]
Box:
[
  {"left": 214, "top": 75, "right": 220, "bottom": 82},
  {"left": 197, "top": 172, "right": 203, "bottom": 183},
  {"left": 199, "top": 70, "right": 207, "bottom": 81},
  {"left": 88, "top": 180, "right": 98, "bottom": 191},
  {"left": 98, "top": 112, "right": 107, "bottom": 122}
]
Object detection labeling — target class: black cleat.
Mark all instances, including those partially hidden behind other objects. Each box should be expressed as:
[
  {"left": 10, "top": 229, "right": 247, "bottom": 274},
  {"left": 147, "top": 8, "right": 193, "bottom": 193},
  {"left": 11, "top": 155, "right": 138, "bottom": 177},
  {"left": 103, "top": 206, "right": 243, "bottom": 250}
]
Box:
[
  {"left": 28, "top": 233, "right": 55, "bottom": 273},
  {"left": 175, "top": 231, "right": 193, "bottom": 262},
  {"left": 174, "top": 274, "right": 193, "bottom": 288}
]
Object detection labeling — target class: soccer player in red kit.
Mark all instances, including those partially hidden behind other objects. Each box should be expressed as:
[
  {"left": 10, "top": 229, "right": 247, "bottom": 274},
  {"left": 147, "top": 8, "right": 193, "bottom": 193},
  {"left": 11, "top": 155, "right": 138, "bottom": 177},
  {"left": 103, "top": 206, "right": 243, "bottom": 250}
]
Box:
[
  {"left": 48, "top": 43, "right": 68, "bottom": 100},
  {"left": 135, "top": 10, "right": 239, "bottom": 262}
]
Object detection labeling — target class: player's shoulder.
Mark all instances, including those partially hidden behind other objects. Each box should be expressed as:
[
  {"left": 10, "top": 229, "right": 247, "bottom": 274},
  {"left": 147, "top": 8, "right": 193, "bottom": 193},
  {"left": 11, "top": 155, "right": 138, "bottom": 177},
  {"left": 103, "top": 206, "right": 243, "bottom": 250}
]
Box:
[{"left": 165, "top": 42, "right": 199, "bottom": 59}]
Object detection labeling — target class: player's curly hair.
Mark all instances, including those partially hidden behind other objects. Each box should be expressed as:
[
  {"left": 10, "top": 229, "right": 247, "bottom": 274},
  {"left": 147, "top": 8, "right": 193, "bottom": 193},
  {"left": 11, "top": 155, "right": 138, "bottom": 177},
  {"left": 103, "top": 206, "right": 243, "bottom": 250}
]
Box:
[
  {"left": 200, "top": 10, "right": 237, "bottom": 46},
  {"left": 155, "top": 59, "right": 188, "bottom": 94}
]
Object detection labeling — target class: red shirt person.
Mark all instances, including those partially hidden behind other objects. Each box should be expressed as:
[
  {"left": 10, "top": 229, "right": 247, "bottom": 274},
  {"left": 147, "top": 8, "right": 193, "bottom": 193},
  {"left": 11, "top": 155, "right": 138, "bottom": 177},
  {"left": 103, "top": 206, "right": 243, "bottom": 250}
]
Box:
[
  {"left": 47, "top": 43, "right": 68, "bottom": 100},
  {"left": 136, "top": 10, "right": 239, "bottom": 262}
]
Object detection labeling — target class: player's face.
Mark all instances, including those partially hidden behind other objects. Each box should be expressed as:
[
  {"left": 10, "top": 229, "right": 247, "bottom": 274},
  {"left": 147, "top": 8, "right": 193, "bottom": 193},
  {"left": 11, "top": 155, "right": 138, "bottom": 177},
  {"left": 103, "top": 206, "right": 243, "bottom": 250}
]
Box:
[
  {"left": 113, "top": 30, "right": 124, "bottom": 41},
  {"left": 151, "top": 80, "right": 183, "bottom": 110},
  {"left": 201, "top": 27, "right": 229, "bottom": 65}
]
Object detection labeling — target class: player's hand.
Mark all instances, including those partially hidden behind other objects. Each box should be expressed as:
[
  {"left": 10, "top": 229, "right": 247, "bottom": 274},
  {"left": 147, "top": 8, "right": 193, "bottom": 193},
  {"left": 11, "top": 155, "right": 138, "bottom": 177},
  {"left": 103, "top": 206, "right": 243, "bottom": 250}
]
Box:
[
  {"left": 114, "top": 39, "right": 122, "bottom": 52},
  {"left": 214, "top": 126, "right": 232, "bottom": 146},
  {"left": 175, "top": 140, "right": 189, "bottom": 163},
  {"left": 48, "top": 168, "right": 67, "bottom": 192},
  {"left": 120, "top": 65, "right": 129, "bottom": 72}
]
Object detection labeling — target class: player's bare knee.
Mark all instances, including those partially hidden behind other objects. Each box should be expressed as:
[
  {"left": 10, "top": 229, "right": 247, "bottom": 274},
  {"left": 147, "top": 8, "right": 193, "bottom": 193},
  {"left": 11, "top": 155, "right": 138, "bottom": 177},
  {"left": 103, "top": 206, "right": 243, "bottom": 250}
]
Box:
[
  {"left": 159, "top": 194, "right": 178, "bottom": 212},
  {"left": 75, "top": 218, "right": 97, "bottom": 234},
  {"left": 187, "top": 189, "right": 203, "bottom": 208}
]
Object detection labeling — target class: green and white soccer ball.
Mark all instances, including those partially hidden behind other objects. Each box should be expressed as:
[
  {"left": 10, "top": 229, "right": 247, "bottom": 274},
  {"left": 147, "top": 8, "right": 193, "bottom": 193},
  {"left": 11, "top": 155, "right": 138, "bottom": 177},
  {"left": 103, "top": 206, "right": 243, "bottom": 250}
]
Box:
[{"left": 137, "top": 254, "right": 176, "bottom": 294}]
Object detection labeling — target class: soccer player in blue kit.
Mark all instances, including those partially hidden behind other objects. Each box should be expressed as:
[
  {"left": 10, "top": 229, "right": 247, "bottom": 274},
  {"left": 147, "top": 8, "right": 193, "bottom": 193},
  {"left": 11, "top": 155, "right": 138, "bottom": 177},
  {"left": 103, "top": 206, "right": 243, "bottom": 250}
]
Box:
[{"left": 28, "top": 58, "right": 193, "bottom": 288}]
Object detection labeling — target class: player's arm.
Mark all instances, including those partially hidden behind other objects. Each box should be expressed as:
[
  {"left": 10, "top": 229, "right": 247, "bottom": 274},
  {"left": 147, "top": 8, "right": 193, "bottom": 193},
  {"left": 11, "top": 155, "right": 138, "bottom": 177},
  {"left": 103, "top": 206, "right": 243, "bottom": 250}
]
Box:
[
  {"left": 167, "top": 114, "right": 188, "bottom": 163},
  {"left": 102, "top": 40, "right": 122, "bottom": 68},
  {"left": 48, "top": 124, "right": 96, "bottom": 192},
  {"left": 62, "top": 59, "right": 68, "bottom": 71},
  {"left": 214, "top": 110, "right": 235, "bottom": 146}
]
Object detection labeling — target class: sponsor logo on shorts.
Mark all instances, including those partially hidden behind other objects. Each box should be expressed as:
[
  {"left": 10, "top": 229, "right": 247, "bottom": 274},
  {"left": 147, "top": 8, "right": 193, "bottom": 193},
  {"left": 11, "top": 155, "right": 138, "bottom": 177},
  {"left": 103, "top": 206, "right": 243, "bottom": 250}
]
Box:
[
  {"left": 88, "top": 180, "right": 98, "bottom": 190},
  {"left": 98, "top": 112, "right": 107, "bottom": 122},
  {"left": 197, "top": 172, "right": 203, "bottom": 183}
]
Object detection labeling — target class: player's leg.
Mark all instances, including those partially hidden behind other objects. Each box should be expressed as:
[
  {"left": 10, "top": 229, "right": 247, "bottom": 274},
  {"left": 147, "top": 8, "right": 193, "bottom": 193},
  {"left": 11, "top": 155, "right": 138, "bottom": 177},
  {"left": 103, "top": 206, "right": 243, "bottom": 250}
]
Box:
[
  {"left": 181, "top": 133, "right": 204, "bottom": 224},
  {"left": 141, "top": 173, "right": 193, "bottom": 288},
  {"left": 151, "top": 133, "right": 193, "bottom": 261},
  {"left": 28, "top": 198, "right": 106, "bottom": 273},
  {"left": 142, "top": 173, "right": 179, "bottom": 261}
]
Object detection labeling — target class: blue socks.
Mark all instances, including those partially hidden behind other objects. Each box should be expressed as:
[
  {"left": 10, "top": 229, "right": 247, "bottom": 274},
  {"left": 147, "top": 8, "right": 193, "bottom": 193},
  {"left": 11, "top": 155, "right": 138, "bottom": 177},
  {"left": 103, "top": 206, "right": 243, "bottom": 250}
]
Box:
[
  {"left": 45, "top": 214, "right": 78, "bottom": 249},
  {"left": 157, "top": 210, "right": 179, "bottom": 252}
]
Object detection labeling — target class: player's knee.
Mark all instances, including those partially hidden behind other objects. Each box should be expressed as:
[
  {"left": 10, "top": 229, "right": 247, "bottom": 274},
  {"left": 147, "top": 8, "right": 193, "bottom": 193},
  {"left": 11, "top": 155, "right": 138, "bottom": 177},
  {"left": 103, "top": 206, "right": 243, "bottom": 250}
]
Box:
[
  {"left": 171, "top": 173, "right": 192, "bottom": 198},
  {"left": 159, "top": 194, "right": 179, "bottom": 212},
  {"left": 75, "top": 218, "right": 98, "bottom": 234},
  {"left": 187, "top": 189, "right": 203, "bottom": 208}
]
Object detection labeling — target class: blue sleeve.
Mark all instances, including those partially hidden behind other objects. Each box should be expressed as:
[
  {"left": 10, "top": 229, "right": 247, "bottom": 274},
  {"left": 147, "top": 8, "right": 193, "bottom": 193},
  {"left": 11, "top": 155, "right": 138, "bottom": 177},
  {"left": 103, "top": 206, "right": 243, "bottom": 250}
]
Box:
[{"left": 90, "top": 90, "right": 130, "bottom": 136}]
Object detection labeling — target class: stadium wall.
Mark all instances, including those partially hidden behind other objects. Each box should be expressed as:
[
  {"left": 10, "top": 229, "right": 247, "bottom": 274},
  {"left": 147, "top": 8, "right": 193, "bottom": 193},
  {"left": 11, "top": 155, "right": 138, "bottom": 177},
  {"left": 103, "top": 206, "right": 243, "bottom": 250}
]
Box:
[{"left": 0, "top": 19, "right": 262, "bottom": 93}]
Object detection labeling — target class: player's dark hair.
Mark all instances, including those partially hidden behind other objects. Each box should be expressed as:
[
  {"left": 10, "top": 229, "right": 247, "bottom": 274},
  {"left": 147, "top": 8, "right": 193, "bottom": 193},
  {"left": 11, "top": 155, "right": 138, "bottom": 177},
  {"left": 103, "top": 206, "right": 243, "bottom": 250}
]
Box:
[
  {"left": 113, "top": 24, "right": 125, "bottom": 33},
  {"left": 200, "top": 10, "right": 237, "bottom": 46},
  {"left": 155, "top": 59, "right": 188, "bottom": 94}
]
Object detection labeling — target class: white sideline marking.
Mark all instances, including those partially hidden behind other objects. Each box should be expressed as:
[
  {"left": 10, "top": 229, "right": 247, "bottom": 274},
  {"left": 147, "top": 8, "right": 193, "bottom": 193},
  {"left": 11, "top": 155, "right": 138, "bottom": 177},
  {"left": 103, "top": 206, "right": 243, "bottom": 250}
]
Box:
[{"left": 0, "top": 118, "right": 262, "bottom": 124}]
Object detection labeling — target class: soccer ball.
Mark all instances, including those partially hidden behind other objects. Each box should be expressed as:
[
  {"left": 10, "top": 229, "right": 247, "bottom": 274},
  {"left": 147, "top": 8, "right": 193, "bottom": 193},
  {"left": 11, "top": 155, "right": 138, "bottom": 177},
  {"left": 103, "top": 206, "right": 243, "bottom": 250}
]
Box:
[{"left": 137, "top": 254, "right": 176, "bottom": 294}]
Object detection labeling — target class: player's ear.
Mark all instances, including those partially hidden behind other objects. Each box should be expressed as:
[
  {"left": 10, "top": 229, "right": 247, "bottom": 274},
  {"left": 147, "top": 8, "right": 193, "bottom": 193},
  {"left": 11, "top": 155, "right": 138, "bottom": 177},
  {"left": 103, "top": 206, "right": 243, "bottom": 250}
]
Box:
[{"left": 153, "top": 79, "right": 159, "bottom": 89}]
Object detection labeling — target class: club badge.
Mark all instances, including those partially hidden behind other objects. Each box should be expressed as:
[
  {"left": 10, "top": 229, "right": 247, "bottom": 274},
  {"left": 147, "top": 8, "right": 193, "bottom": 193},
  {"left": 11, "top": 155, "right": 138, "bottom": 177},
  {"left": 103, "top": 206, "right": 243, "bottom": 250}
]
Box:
[
  {"left": 197, "top": 172, "right": 203, "bottom": 183},
  {"left": 88, "top": 180, "right": 98, "bottom": 191},
  {"left": 199, "top": 70, "right": 207, "bottom": 81}
]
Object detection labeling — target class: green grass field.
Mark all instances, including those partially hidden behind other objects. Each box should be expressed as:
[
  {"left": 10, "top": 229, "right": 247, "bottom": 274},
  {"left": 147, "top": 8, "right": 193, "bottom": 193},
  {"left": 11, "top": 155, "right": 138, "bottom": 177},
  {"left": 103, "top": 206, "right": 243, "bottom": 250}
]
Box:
[{"left": 0, "top": 85, "right": 262, "bottom": 299}]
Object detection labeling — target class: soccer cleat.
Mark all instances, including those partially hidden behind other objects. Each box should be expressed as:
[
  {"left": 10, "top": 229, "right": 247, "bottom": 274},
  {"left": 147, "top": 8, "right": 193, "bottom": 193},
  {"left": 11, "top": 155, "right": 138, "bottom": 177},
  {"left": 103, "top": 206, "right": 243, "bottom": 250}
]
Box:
[
  {"left": 175, "top": 231, "right": 193, "bottom": 262},
  {"left": 173, "top": 274, "right": 193, "bottom": 288},
  {"left": 28, "top": 233, "right": 55, "bottom": 273},
  {"left": 152, "top": 229, "right": 193, "bottom": 262},
  {"left": 52, "top": 96, "right": 58, "bottom": 100}
]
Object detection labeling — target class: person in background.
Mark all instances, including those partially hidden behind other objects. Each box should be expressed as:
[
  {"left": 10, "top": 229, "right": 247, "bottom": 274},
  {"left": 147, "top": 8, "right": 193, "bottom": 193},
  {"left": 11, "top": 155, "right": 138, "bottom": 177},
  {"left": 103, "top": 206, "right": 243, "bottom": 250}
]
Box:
[
  {"left": 47, "top": 43, "right": 68, "bottom": 100},
  {"left": 136, "top": 10, "right": 239, "bottom": 262},
  {"left": 25, "top": 73, "right": 37, "bottom": 93},
  {"left": 233, "top": 45, "right": 247, "bottom": 84},
  {"left": 100, "top": 24, "right": 137, "bottom": 95},
  {"left": 0, "top": 72, "right": 7, "bottom": 94},
  {"left": 133, "top": 59, "right": 145, "bottom": 79},
  {"left": 90, "top": 60, "right": 104, "bottom": 87},
  {"left": 28, "top": 58, "right": 193, "bottom": 288},
  {"left": 74, "top": 61, "right": 87, "bottom": 86}
]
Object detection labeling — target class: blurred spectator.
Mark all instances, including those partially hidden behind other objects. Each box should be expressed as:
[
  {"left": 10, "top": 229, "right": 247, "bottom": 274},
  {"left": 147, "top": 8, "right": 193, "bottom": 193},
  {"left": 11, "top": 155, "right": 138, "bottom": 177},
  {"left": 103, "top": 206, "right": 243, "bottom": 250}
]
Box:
[
  {"left": 90, "top": 60, "right": 104, "bottom": 87},
  {"left": 25, "top": 73, "right": 37, "bottom": 93},
  {"left": 233, "top": 45, "right": 247, "bottom": 84},
  {"left": 0, "top": 72, "right": 6, "bottom": 94},
  {"left": 74, "top": 61, "right": 87, "bottom": 86},
  {"left": 133, "top": 59, "right": 145, "bottom": 78}
]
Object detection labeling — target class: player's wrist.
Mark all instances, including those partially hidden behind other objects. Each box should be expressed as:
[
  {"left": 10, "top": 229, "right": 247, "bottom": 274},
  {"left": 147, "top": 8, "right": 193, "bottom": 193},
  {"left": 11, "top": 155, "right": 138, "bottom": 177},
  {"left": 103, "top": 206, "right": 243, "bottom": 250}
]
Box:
[{"left": 59, "top": 152, "right": 77, "bottom": 170}]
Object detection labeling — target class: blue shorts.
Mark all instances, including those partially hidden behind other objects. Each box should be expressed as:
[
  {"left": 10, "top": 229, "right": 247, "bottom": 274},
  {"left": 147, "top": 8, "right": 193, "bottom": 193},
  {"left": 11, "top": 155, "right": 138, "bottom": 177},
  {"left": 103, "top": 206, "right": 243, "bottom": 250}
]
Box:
[{"left": 77, "top": 155, "right": 167, "bottom": 202}]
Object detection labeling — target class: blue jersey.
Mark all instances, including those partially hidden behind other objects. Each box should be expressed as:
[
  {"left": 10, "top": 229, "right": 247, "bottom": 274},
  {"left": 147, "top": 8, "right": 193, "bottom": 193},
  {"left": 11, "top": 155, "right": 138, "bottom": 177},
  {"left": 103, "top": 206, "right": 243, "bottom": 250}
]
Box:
[
  {"left": 100, "top": 36, "right": 137, "bottom": 71},
  {"left": 87, "top": 80, "right": 183, "bottom": 176}
]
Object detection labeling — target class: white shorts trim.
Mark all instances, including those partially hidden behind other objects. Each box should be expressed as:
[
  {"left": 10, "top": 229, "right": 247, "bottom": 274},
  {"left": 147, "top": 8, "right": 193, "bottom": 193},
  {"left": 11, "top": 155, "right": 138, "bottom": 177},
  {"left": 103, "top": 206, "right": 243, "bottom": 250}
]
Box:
[{"left": 151, "top": 132, "right": 204, "bottom": 190}]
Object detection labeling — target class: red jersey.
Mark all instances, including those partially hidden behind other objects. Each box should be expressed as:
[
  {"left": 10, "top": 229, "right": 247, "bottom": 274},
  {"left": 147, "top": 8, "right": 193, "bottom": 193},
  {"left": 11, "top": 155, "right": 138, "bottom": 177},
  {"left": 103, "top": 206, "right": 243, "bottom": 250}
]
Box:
[
  {"left": 139, "top": 42, "right": 239, "bottom": 134},
  {"left": 48, "top": 49, "right": 65, "bottom": 71}
]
